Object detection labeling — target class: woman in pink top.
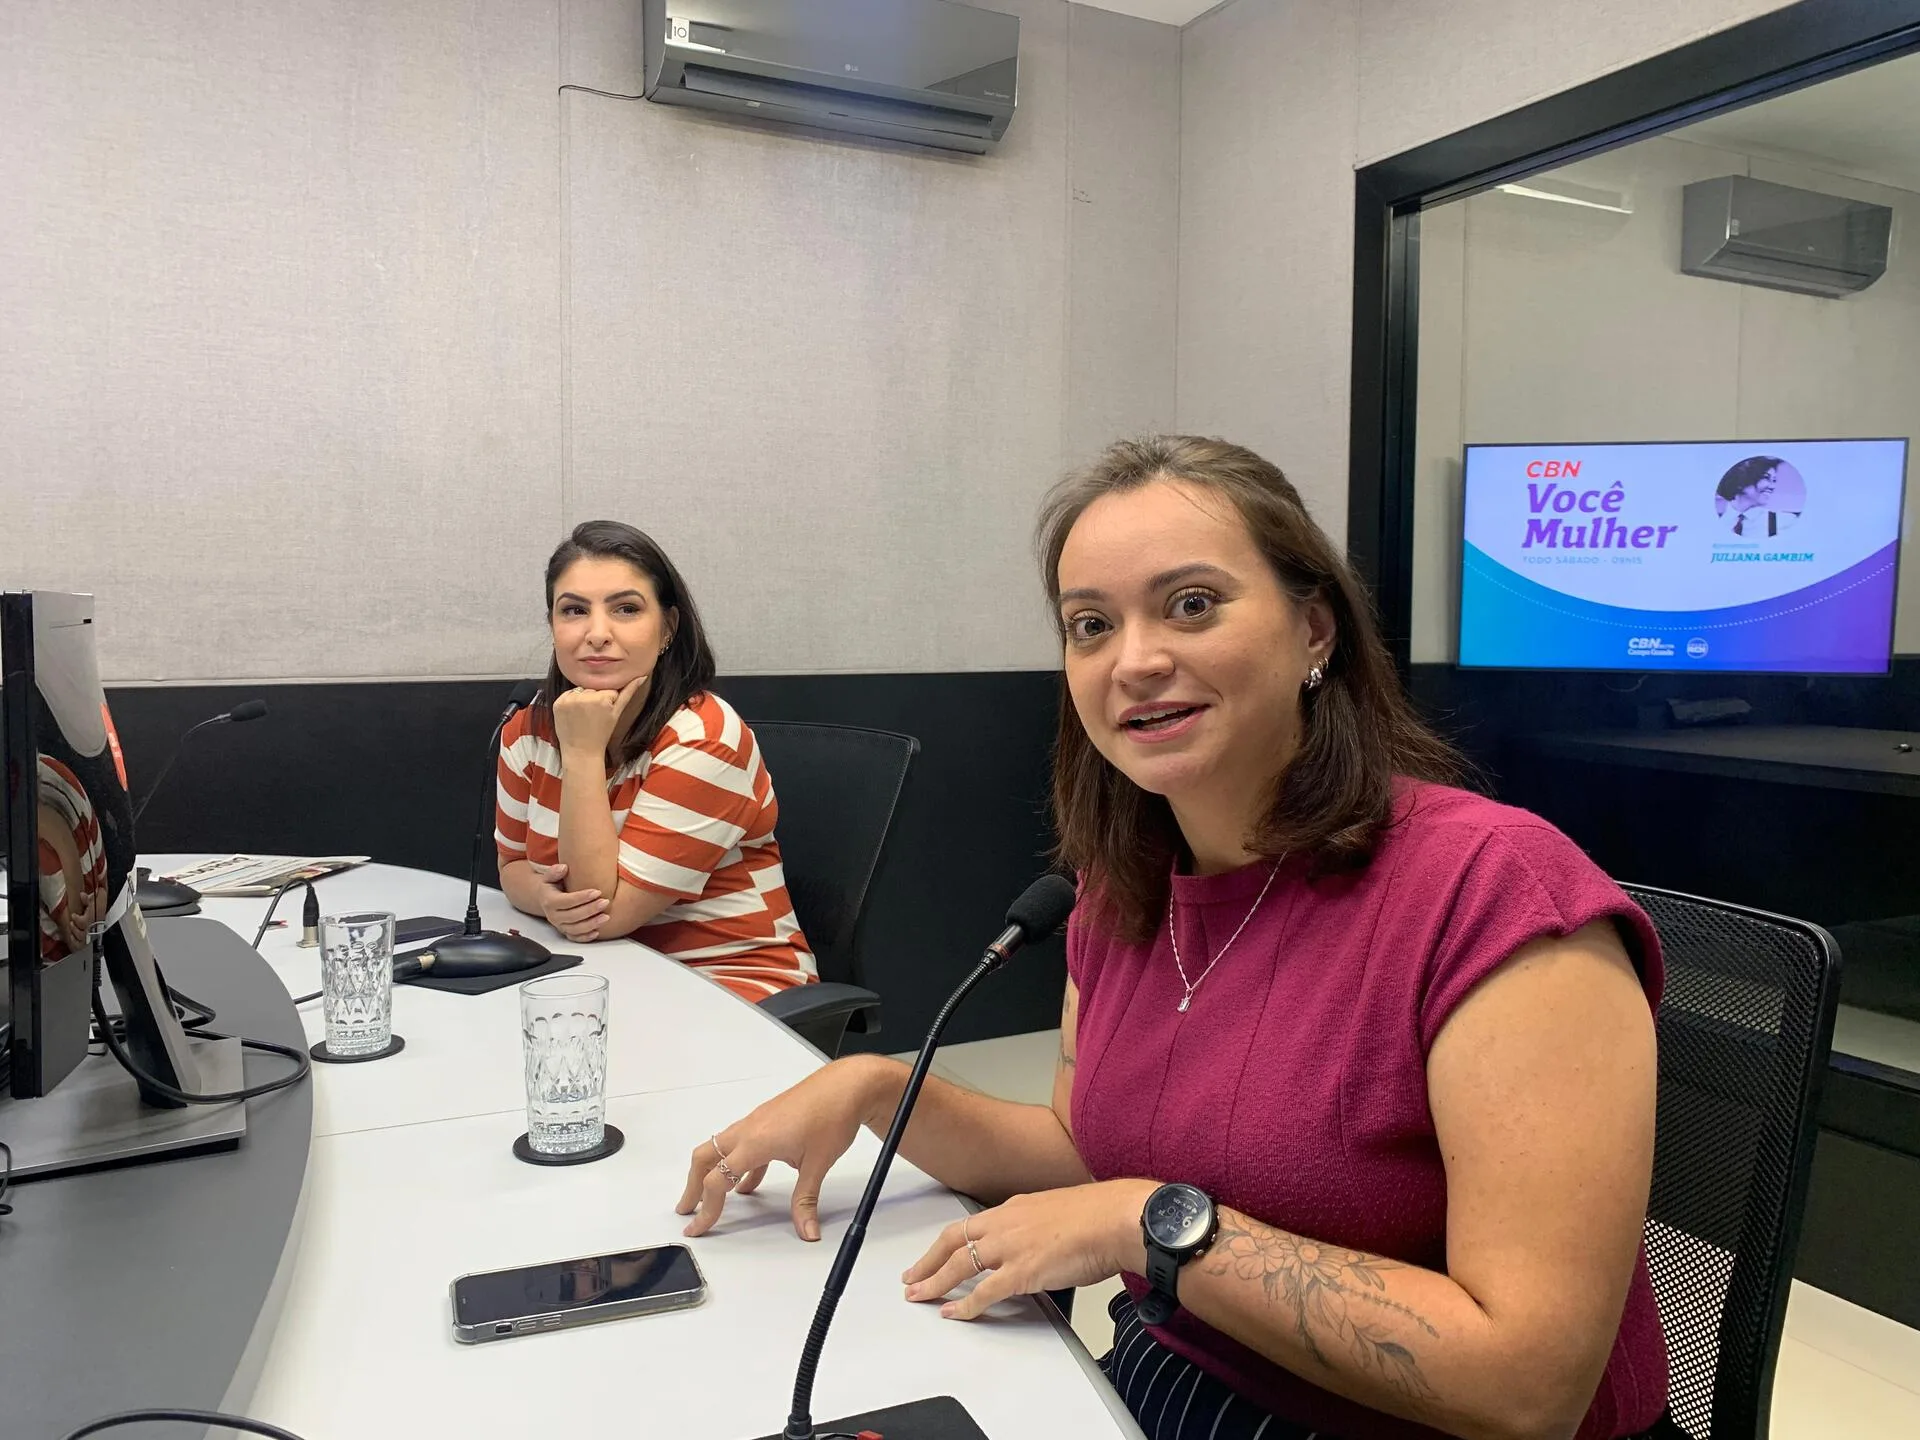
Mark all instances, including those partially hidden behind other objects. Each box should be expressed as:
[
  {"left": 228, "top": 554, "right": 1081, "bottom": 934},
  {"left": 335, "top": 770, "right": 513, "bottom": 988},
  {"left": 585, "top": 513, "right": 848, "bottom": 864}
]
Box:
[{"left": 678, "top": 436, "right": 1668, "bottom": 1440}]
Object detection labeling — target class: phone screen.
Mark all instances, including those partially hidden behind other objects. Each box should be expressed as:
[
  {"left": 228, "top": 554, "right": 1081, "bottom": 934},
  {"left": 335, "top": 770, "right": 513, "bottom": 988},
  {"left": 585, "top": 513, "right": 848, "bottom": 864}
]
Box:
[{"left": 453, "top": 1245, "right": 702, "bottom": 1326}]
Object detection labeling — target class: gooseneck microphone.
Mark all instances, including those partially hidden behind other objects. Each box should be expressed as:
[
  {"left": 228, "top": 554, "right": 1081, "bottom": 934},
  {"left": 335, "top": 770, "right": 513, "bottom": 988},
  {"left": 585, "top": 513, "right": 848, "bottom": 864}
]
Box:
[
  {"left": 132, "top": 700, "right": 270, "bottom": 915},
  {"left": 418, "top": 680, "right": 551, "bottom": 978},
  {"left": 764, "top": 873, "right": 1079, "bottom": 1440},
  {"left": 131, "top": 699, "right": 270, "bottom": 825}
]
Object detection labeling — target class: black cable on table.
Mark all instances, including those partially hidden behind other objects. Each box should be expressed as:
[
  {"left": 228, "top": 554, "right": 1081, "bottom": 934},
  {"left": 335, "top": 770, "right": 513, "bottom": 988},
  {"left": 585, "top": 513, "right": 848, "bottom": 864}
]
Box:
[
  {"left": 172, "top": 986, "right": 218, "bottom": 1031},
  {"left": 90, "top": 985, "right": 220, "bottom": 1052},
  {"left": 91, "top": 981, "right": 311, "bottom": 1105},
  {"left": 251, "top": 877, "right": 317, "bottom": 950},
  {"left": 61, "top": 1408, "right": 309, "bottom": 1439},
  {"left": 0, "top": 1139, "right": 14, "bottom": 1217},
  {"left": 89, "top": 877, "right": 316, "bottom": 1052},
  {"left": 250, "top": 878, "right": 325, "bottom": 1005}
]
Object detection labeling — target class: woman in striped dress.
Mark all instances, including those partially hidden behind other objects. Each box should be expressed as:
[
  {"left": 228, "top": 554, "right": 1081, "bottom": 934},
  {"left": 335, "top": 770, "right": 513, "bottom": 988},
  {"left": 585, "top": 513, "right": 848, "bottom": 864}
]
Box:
[{"left": 494, "top": 520, "right": 815, "bottom": 1004}]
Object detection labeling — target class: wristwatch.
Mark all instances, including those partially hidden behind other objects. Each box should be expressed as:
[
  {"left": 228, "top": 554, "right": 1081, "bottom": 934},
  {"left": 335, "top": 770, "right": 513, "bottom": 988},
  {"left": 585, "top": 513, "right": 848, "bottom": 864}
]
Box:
[{"left": 1138, "top": 1182, "right": 1218, "bottom": 1325}]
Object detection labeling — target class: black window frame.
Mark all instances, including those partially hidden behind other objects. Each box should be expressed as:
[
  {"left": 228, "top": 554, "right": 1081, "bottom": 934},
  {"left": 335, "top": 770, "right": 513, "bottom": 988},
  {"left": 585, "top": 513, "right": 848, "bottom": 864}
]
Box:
[{"left": 1346, "top": 0, "right": 1920, "bottom": 665}]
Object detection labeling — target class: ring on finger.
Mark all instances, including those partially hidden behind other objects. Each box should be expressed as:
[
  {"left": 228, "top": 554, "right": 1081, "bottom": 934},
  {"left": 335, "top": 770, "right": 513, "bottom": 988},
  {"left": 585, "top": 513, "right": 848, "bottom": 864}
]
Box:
[
  {"left": 967, "top": 1238, "right": 985, "bottom": 1275},
  {"left": 710, "top": 1135, "right": 741, "bottom": 1186}
]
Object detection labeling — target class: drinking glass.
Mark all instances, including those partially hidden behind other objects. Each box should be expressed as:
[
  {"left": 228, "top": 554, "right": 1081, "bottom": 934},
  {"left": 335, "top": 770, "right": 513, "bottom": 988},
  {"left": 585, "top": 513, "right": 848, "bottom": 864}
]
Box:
[
  {"left": 521, "top": 973, "right": 610, "bottom": 1155},
  {"left": 320, "top": 911, "right": 395, "bottom": 1057}
]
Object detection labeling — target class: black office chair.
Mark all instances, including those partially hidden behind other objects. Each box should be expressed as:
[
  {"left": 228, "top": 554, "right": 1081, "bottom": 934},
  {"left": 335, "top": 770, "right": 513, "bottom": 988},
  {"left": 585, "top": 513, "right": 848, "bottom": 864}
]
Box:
[
  {"left": 751, "top": 722, "right": 919, "bottom": 1057},
  {"left": 1623, "top": 885, "right": 1842, "bottom": 1440}
]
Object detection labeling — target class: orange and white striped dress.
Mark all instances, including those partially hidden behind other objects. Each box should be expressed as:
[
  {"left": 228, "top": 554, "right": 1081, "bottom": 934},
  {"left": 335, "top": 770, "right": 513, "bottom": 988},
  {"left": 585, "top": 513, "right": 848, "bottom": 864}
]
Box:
[
  {"left": 37, "top": 754, "right": 108, "bottom": 963},
  {"left": 493, "top": 691, "right": 815, "bottom": 1002}
]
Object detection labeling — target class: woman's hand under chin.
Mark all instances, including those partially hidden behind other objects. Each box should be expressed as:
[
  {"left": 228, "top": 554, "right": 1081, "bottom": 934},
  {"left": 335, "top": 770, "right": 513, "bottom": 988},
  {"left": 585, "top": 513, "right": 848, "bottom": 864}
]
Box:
[{"left": 551, "top": 675, "right": 644, "bottom": 759}]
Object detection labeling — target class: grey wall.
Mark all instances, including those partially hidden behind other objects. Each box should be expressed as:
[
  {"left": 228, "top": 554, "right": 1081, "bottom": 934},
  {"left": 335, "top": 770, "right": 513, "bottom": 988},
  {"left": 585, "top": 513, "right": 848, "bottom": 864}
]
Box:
[
  {"left": 1173, "top": 0, "right": 1800, "bottom": 548},
  {"left": 0, "top": 0, "right": 1179, "bottom": 683},
  {"left": 1175, "top": 0, "right": 1358, "bottom": 534},
  {"left": 1351, "top": 0, "right": 1799, "bottom": 168},
  {"left": 1, "top": 0, "right": 566, "bottom": 684},
  {"left": 1409, "top": 137, "right": 1920, "bottom": 663},
  {"left": 6, "top": 0, "right": 1836, "bottom": 683}
]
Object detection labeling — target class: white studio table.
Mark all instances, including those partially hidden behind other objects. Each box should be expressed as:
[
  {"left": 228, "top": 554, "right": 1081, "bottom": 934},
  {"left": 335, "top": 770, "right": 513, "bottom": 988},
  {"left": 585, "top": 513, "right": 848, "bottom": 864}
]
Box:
[{"left": 150, "top": 858, "right": 1145, "bottom": 1440}]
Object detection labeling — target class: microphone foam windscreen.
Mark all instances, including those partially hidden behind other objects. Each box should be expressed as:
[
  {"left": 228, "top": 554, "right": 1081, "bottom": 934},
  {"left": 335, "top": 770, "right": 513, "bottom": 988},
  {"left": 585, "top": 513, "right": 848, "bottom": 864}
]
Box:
[
  {"left": 227, "top": 699, "right": 269, "bottom": 722},
  {"left": 507, "top": 679, "right": 541, "bottom": 707},
  {"left": 1005, "top": 873, "right": 1078, "bottom": 942}
]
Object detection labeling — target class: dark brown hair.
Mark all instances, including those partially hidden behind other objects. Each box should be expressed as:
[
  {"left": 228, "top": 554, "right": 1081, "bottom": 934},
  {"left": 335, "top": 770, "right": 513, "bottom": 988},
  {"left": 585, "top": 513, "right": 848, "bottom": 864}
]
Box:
[
  {"left": 1038, "top": 435, "right": 1464, "bottom": 941},
  {"left": 534, "top": 520, "right": 717, "bottom": 771}
]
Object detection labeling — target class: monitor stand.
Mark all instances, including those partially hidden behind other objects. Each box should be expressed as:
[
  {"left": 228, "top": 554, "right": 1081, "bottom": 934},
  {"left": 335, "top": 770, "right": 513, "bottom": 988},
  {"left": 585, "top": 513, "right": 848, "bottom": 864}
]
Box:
[{"left": 0, "top": 1033, "right": 247, "bottom": 1181}]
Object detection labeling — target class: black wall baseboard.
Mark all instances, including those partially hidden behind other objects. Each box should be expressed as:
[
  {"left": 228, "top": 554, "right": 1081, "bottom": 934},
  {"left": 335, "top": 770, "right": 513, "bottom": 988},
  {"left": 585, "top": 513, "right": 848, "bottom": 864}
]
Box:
[{"left": 109, "top": 672, "right": 1068, "bottom": 1050}]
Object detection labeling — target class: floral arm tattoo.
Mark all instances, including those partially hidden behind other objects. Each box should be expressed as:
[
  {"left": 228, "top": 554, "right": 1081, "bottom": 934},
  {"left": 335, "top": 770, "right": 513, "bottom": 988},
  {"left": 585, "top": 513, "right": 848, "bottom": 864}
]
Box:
[{"left": 1200, "top": 1211, "right": 1440, "bottom": 1401}]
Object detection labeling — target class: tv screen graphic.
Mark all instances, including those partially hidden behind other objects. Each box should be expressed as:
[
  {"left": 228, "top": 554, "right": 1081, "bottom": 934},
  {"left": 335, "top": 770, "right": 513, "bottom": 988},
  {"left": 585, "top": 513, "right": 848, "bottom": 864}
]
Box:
[{"left": 1458, "top": 438, "right": 1908, "bottom": 673}]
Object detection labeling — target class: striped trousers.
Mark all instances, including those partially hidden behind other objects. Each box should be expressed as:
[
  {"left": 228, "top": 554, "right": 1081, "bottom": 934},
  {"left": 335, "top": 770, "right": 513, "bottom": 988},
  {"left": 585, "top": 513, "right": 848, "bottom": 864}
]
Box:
[{"left": 1098, "top": 1292, "right": 1322, "bottom": 1440}]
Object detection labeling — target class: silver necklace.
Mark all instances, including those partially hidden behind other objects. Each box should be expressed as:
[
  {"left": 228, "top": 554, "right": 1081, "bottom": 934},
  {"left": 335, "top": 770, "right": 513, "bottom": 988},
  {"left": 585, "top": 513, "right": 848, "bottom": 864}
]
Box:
[{"left": 1167, "top": 858, "right": 1283, "bottom": 1013}]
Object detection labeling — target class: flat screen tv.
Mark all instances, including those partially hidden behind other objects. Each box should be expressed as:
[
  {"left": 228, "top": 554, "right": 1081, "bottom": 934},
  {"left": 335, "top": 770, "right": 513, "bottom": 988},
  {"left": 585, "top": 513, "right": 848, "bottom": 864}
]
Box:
[{"left": 1458, "top": 438, "right": 1908, "bottom": 673}]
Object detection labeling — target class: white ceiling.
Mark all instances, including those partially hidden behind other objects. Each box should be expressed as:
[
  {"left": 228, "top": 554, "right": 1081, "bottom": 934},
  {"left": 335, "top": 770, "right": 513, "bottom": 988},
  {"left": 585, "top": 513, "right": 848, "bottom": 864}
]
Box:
[
  {"left": 1075, "top": 0, "right": 1220, "bottom": 25},
  {"left": 1681, "top": 50, "right": 1920, "bottom": 191}
]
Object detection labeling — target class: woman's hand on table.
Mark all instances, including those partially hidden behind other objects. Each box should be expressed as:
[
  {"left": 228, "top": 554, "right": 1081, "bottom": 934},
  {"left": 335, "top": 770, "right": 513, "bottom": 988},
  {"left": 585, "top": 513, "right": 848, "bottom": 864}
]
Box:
[
  {"left": 902, "top": 1179, "right": 1156, "bottom": 1320},
  {"left": 677, "top": 1056, "right": 898, "bottom": 1242}
]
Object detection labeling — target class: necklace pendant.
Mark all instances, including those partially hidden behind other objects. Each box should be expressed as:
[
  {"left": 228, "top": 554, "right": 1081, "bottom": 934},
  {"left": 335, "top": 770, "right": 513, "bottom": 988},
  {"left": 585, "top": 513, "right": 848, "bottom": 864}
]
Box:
[{"left": 1177, "top": 993, "right": 1192, "bottom": 1014}]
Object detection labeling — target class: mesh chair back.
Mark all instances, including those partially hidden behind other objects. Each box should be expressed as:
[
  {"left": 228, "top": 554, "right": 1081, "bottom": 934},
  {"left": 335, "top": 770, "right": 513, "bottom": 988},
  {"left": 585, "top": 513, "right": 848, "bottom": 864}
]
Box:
[
  {"left": 750, "top": 722, "right": 918, "bottom": 988},
  {"left": 1624, "top": 885, "right": 1841, "bottom": 1440}
]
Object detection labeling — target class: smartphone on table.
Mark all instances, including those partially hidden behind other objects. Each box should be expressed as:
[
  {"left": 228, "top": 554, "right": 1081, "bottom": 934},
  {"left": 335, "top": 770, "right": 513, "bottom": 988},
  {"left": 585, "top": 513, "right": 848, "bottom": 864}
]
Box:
[
  {"left": 450, "top": 1243, "right": 707, "bottom": 1344},
  {"left": 395, "top": 915, "right": 462, "bottom": 945}
]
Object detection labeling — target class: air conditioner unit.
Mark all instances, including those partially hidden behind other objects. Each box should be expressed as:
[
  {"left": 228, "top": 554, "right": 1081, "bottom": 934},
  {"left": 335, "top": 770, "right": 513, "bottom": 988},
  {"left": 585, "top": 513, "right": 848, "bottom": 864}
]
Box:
[
  {"left": 641, "top": 0, "right": 1018, "bottom": 155},
  {"left": 1681, "top": 175, "right": 1891, "bottom": 298}
]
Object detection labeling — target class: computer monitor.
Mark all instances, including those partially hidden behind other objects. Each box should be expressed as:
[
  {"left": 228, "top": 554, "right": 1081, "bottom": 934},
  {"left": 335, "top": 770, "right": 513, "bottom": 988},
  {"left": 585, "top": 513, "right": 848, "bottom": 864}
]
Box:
[
  {"left": 1457, "top": 438, "right": 1908, "bottom": 673},
  {"left": 3, "top": 590, "right": 200, "bottom": 1104}
]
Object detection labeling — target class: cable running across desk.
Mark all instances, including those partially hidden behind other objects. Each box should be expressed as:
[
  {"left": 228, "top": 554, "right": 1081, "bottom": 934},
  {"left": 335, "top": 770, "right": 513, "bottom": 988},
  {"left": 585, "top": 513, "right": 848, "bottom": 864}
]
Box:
[
  {"left": 62, "top": 1408, "right": 309, "bottom": 1439},
  {"left": 91, "top": 986, "right": 218, "bottom": 1051},
  {"left": 252, "top": 876, "right": 317, "bottom": 950},
  {"left": 91, "top": 981, "right": 311, "bottom": 1105},
  {"left": 251, "top": 876, "right": 324, "bottom": 1004}
]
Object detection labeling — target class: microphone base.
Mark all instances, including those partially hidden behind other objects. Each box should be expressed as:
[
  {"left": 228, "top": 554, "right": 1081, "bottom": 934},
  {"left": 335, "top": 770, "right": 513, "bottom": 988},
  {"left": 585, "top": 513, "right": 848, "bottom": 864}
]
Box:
[
  {"left": 748, "top": 1396, "right": 988, "bottom": 1440},
  {"left": 424, "top": 929, "right": 551, "bottom": 979}
]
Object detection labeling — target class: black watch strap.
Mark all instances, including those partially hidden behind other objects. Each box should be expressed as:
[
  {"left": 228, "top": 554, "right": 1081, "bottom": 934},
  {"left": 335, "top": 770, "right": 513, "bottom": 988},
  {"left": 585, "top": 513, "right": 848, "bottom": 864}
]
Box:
[{"left": 1140, "top": 1244, "right": 1182, "bottom": 1325}]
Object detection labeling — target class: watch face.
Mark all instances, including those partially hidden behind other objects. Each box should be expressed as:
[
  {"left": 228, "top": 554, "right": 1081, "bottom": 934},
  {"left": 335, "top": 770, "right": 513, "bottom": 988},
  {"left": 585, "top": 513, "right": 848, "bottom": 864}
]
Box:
[{"left": 1145, "top": 1184, "right": 1212, "bottom": 1251}]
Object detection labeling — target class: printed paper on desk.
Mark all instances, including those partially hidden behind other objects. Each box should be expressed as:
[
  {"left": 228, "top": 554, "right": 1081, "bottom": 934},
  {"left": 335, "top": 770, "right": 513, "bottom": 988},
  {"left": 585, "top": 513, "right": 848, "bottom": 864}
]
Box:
[{"left": 158, "top": 854, "right": 371, "bottom": 896}]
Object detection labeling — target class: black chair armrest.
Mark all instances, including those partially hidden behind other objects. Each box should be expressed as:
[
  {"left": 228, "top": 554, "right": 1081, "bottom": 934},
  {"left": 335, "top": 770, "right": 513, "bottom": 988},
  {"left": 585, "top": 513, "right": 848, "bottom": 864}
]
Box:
[{"left": 760, "top": 982, "right": 883, "bottom": 1057}]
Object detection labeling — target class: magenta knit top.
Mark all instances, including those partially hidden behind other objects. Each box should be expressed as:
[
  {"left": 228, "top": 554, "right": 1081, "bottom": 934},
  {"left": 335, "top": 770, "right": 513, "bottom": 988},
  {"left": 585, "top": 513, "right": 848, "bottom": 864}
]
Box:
[{"left": 1068, "top": 782, "right": 1669, "bottom": 1440}]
